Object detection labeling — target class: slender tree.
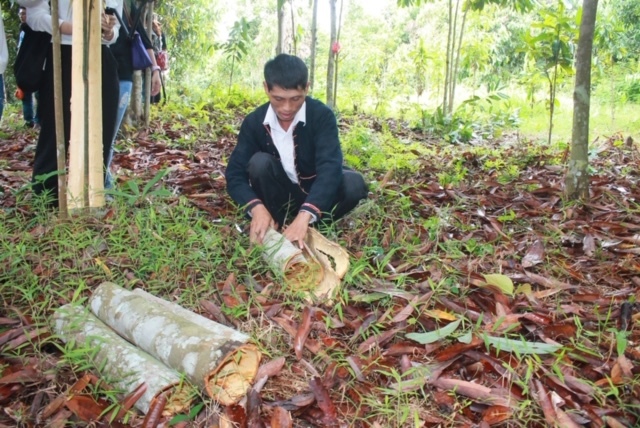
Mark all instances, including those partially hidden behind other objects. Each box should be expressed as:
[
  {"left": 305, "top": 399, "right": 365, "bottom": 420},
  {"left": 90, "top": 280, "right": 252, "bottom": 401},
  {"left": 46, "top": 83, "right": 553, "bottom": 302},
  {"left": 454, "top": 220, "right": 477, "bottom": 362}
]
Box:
[
  {"left": 332, "top": 0, "right": 344, "bottom": 105},
  {"left": 565, "top": 0, "right": 599, "bottom": 200},
  {"left": 326, "top": 0, "right": 337, "bottom": 109},
  {"left": 276, "top": 0, "right": 286, "bottom": 54},
  {"left": 309, "top": 0, "right": 319, "bottom": 92}
]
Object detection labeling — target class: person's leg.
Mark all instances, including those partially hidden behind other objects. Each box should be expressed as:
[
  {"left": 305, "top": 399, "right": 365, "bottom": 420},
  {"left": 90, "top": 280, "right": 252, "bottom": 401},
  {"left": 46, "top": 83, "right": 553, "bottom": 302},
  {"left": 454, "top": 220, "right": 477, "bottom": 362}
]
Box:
[
  {"left": 101, "top": 47, "right": 120, "bottom": 189},
  {"left": 22, "top": 91, "right": 34, "bottom": 126},
  {"left": 32, "top": 45, "right": 72, "bottom": 206},
  {"left": 0, "top": 74, "right": 5, "bottom": 122},
  {"left": 105, "top": 79, "right": 132, "bottom": 189},
  {"left": 33, "top": 91, "right": 40, "bottom": 124},
  {"left": 247, "top": 152, "right": 303, "bottom": 228},
  {"left": 326, "top": 169, "right": 368, "bottom": 221}
]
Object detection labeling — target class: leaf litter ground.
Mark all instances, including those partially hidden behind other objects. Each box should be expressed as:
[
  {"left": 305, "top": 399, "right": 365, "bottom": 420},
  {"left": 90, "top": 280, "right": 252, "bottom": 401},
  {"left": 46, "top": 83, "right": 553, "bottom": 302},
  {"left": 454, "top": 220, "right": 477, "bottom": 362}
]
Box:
[{"left": 1, "top": 113, "right": 640, "bottom": 427}]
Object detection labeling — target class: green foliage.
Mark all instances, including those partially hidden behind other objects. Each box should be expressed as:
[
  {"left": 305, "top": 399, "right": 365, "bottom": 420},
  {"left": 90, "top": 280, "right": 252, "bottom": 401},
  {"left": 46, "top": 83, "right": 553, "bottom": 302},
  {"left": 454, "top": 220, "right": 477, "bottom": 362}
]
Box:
[
  {"left": 341, "top": 122, "right": 429, "bottom": 173},
  {"left": 106, "top": 168, "right": 172, "bottom": 206},
  {"left": 215, "top": 18, "right": 260, "bottom": 90},
  {"left": 416, "top": 91, "right": 519, "bottom": 144}
]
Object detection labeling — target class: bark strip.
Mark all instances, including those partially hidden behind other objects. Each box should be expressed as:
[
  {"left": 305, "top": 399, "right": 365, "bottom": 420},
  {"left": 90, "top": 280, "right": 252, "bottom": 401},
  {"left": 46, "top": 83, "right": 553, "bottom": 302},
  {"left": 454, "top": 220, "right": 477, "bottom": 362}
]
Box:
[
  {"left": 52, "top": 304, "right": 191, "bottom": 415},
  {"left": 89, "top": 282, "right": 261, "bottom": 405},
  {"left": 261, "top": 228, "right": 349, "bottom": 301}
]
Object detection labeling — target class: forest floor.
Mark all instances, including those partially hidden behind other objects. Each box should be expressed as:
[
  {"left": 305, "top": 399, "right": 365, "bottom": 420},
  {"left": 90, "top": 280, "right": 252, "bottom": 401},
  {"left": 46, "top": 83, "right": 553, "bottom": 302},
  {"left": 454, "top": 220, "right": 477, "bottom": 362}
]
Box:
[{"left": 1, "top": 106, "right": 640, "bottom": 427}]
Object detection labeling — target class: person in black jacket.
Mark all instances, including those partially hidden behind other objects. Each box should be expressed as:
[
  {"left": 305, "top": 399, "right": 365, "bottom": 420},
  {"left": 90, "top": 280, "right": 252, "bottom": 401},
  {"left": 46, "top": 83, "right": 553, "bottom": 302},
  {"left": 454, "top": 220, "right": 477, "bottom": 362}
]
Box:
[
  {"left": 105, "top": 1, "right": 161, "bottom": 188},
  {"left": 226, "top": 54, "right": 368, "bottom": 248}
]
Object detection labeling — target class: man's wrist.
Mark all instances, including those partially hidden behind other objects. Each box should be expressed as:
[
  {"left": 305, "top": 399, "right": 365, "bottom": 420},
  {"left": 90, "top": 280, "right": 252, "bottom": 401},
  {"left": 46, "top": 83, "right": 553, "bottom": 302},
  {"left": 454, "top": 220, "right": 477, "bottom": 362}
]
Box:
[
  {"left": 298, "top": 210, "right": 316, "bottom": 224},
  {"left": 151, "top": 65, "right": 161, "bottom": 73}
]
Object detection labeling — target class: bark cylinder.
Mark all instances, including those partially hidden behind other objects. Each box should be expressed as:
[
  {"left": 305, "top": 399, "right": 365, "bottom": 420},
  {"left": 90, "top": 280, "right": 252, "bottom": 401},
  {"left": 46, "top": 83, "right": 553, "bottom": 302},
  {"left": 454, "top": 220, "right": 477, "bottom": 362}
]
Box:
[
  {"left": 261, "top": 228, "right": 349, "bottom": 300},
  {"left": 89, "top": 282, "right": 261, "bottom": 405},
  {"left": 52, "top": 304, "right": 192, "bottom": 415}
]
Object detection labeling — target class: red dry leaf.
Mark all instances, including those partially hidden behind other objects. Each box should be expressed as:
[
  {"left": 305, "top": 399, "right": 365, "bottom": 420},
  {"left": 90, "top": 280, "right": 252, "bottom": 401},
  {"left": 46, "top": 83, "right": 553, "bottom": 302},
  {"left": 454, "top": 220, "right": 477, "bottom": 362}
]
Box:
[
  {"left": 223, "top": 404, "right": 247, "bottom": 426},
  {"left": 357, "top": 328, "right": 401, "bottom": 354},
  {"left": 141, "top": 393, "right": 167, "bottom": 428},
  {"left": 391, "top": 295, "right": 420, "bottom": 323},
  {"left": 481, "top": 405, "right": 511, "bottom": 425},
  {"left": 309, "top": 377, "right": 338, "bottom": 426},
  {"left": 270, "top": 406, "right": 292, "bottom": 428},
  {"left": 255, "top": 356, "right": 286, "bottom": 384},
  {"left": 114, "top": 382, "right": 147, "bottom": 421},
  {"left": 220, "top": 272, "right": 243, "bottom": 308},
  {"left": 64, "top": 395, "right": 112, "bottom": 424},
  {"left": 429, "top": 378, "right": 515, "bottom": 408},
  {"left": 0, "top": 365, "right": 41, "bottom": 385},
  {"left": 521, "top": 239, "right": 545, "bottom": 268},
  {"left": 200, "top": 299, "right": 233, "bottom": 326},
  {"left": 246, "top": 389, "right": 262, "bottom": 428},
  {"left": 531, "top": 379, "right": 556, "bottom": 426},
  {"left": 294, "top": 307, "right": 314, "bottom": 360},
  {"left": 434, "top": 337, "right": 483, "bottom": 362},
  {"left": 271, "top": 316, "right": 322, "bottom": 356}
]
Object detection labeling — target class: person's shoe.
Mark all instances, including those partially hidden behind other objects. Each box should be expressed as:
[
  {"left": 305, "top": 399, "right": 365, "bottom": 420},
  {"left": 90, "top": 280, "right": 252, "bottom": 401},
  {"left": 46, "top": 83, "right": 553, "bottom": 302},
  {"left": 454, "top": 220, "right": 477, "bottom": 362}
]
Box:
[{"left": 24, "top": 121, "right": 35, "bottom": 128}]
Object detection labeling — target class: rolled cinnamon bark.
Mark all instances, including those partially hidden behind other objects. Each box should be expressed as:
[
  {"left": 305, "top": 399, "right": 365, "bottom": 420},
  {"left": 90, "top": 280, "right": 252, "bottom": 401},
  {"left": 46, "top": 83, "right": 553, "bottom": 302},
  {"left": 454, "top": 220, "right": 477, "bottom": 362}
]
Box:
[
  {"left": 89, "top": 282, "right": 261, "bottom": 405},
  {"left": 52, "top": 304, "right": 192, "bottom": 415}
]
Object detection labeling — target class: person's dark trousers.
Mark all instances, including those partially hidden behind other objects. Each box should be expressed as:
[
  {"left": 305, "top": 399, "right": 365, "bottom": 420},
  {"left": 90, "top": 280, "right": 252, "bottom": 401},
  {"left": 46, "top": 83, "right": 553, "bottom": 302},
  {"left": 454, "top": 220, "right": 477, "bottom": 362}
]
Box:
[
  {"left": 247, "top": 152, "right": 368, "bottom": 227},
  {"left": 32, "top": 44, "right": 120, "bottom": 207}
]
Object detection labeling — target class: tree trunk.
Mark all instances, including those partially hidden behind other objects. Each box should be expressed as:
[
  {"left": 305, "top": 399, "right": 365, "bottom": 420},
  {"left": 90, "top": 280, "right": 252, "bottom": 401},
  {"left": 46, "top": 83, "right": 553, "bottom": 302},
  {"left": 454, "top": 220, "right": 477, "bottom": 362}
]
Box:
[
  {"left": 53, "top": 304, "right": 193, "bottom": 416},
  {"left": 290, "top": 0, "right": 296, "bottom": 55},
  {"left": 447, "top": 0, "right": 460, "bottom": 115},
  {"left": 50, "top": 0, "right": 67, "bottom": 217},
  {"left": 443, "top": 0, "right": 453, "bottom": 113},
  {"left": 67, "top": 0, "right": 104, "bottom": 210},
  {"left": 326, "top": 0, "right": 337, "bottom": 109},
  {"left": 565, "top": 0, "right": 598, "bottom": 200},
  {"left": 548, "top": 60, "right": 559, "bottom": 146},
  {"left": 450, "top": 7, "right": 467, "bottom": 115},
  {"left": 89, "top": 282, "right": 261, "bottom": 405},
  {"left": 143, "top": 2, "right": 154, "bottom": 126},
  {"left": 309, "top": 0, "right": 319, "bottom": 93},
  {"left": 130, "top": 72, "right": 143, "bottom": 125},
  {"left": 332, "top": 0, "right": 344, "bottom": 106},
  {"left": 276, "top": 0, "right": 285, "bottom": 54}
]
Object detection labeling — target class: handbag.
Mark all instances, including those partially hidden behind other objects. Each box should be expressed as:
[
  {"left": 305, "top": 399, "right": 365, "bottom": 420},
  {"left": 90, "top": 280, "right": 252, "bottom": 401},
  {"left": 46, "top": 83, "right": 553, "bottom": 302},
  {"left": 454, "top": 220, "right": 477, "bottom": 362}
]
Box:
[
  {"left": 110, "top": 6, "right": 153, "bottom": 71},
  {"left": 14, "top": 25, "right": 51, "bottom": 93},
  {"left": 131, "top": 32, "right": 152, "bottom": 70}
]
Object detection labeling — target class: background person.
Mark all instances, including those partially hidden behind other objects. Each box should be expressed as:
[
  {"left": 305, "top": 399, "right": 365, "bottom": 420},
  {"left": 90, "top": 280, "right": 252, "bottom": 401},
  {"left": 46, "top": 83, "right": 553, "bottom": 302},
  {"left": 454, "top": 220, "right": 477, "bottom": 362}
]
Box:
[
  {"left": 149, "top": 14, "right": 166, "bottom": 104},
  {"left": 105, "top": 0, "right": 161, "bottom": 189},
  {"left": 18, "top": 0, "right": 122, "bottom": 207},
  {"left": 17, "top": 6, "right": 38, "bottom": 128},
  {"left": 0, "top": 5, "right": 7, "bottom": 124}
]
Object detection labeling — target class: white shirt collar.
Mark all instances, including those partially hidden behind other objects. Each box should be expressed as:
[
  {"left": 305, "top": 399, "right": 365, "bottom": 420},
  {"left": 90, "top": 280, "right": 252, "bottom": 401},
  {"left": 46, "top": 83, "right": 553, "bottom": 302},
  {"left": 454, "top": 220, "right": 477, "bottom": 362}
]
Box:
[{"left": 263, "top": 101, "right": 307, "bottom": 130}]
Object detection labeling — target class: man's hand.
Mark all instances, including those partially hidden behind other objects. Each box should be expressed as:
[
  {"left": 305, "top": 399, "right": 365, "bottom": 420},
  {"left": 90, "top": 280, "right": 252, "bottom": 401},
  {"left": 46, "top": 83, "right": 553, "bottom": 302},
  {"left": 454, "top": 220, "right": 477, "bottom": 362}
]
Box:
[
  {"left": 283, "top": 211, "right": 311, "bottom": 249},
  {"left": 249, "top": 204, "right": 275, "bottom": 244}
]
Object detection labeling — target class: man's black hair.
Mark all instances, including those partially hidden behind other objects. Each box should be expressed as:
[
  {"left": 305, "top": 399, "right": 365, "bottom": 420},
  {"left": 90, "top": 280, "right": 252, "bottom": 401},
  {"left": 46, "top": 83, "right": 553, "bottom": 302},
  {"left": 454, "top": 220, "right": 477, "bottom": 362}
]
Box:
[{"left": 264, "top": 54, "right": 308, "bottom": 91}]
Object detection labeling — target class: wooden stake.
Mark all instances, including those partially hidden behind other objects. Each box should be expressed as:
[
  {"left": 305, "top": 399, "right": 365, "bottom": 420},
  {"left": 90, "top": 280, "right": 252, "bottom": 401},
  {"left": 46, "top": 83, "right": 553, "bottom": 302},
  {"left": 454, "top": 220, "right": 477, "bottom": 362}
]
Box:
[
  {"left": 50, "top": 0, "right": 67, "bottom": 217},
  {"left": 68, "top": 0, "right": 104, "bottom": 210}
]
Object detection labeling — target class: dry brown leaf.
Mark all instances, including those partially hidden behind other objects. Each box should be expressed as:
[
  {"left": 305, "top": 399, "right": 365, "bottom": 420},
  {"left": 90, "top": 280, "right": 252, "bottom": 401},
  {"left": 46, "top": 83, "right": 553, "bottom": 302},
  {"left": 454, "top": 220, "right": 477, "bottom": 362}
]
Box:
[
  {"left": 521, "top": 239, "right": 545, "bottom": 268},
  {"left": 270, "top": 406, "right": 293, "bottom": 428},
  {"left": 294, "top": 307, "right": 314, "bottom": 360},
  {"left": 481, "top": 405, "right": 512, "bottom": 425}
]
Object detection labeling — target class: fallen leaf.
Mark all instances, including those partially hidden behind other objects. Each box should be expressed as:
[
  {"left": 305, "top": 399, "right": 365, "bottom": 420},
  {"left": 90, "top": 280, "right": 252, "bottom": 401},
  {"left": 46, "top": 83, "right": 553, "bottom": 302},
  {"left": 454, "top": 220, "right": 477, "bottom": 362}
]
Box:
[
  {"left": 521, "top": 240, "right": 545, "bottom": 268},
  {"left": 294, "top": 307, "right": 314, "bottom": 360},
  {"left": 406, "top": 319, "right": 462, "bottom": 344}
]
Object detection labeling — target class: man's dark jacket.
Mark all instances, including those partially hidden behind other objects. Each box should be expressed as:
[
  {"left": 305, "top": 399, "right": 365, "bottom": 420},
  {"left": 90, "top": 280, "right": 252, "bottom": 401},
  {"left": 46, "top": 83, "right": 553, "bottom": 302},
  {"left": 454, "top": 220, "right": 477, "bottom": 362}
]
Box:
[{"left": 225, "top": 96, "right": 343, "bottom": 219}]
